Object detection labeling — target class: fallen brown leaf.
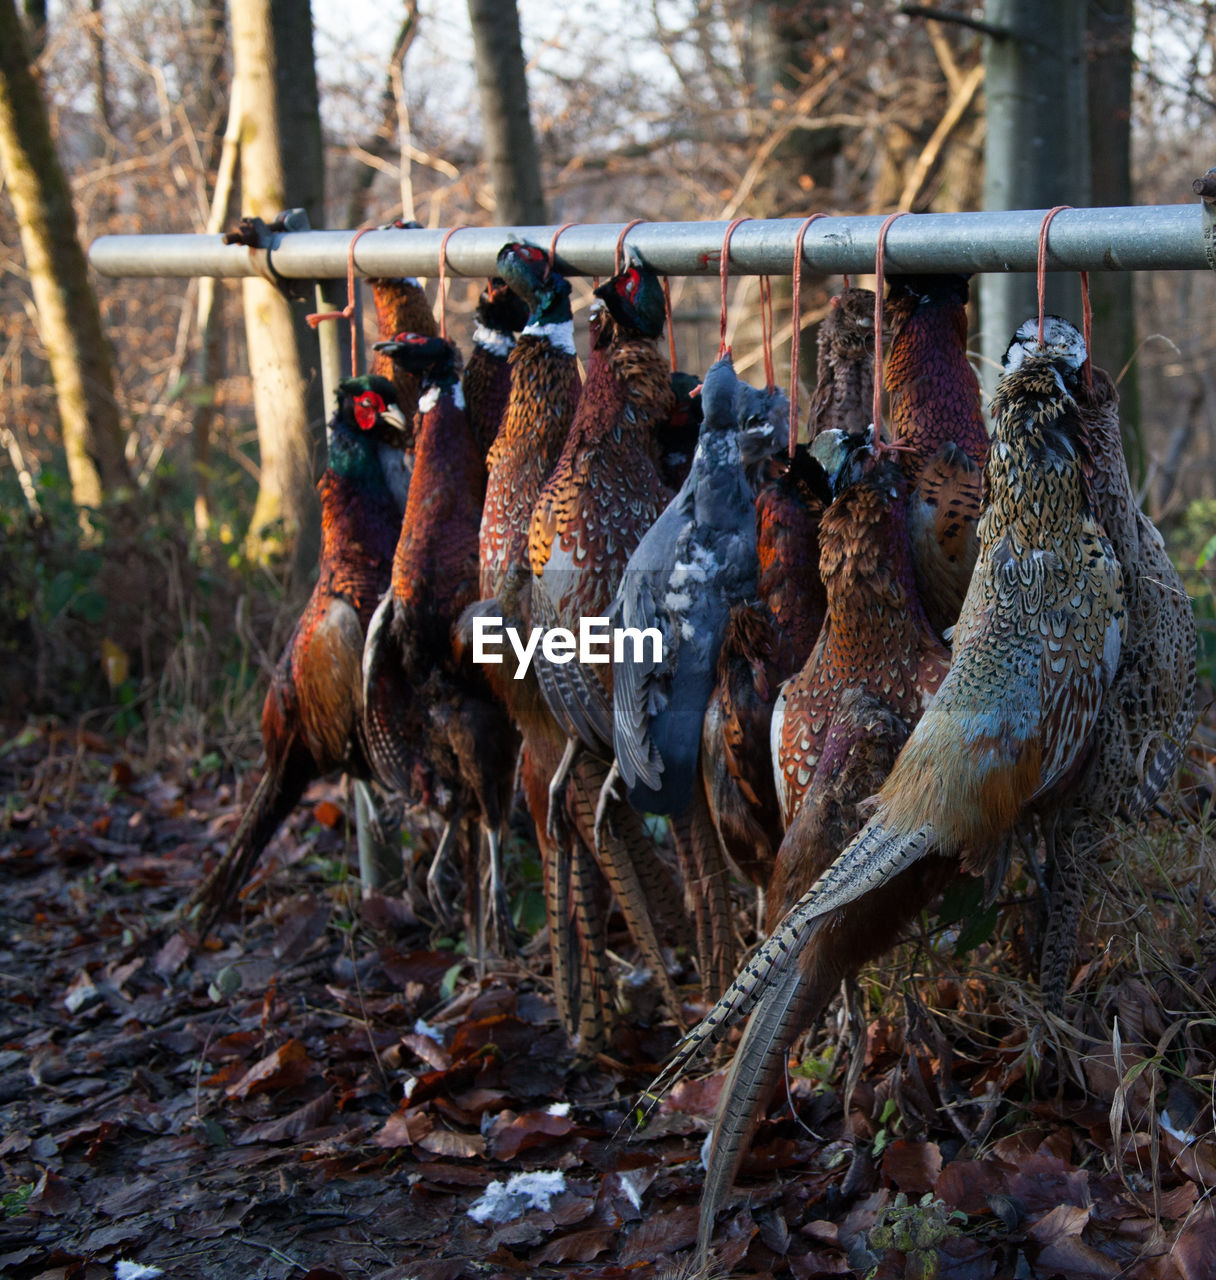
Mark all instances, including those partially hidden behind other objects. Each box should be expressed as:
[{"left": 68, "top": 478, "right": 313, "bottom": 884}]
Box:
[{"left": 225, "top": 1037, "right": 311, "bottom": 1099}]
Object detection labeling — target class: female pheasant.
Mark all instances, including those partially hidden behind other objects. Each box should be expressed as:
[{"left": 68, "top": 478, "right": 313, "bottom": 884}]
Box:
[
  {"left": 1005, "top": 317, "right": 1198, "bottom": 1008},
  {"left": 652, "top": 334, "right": 1126, "bottom": 1270},
  {"left": 188, "top": 377, "right": 409, "bottom": 935}
]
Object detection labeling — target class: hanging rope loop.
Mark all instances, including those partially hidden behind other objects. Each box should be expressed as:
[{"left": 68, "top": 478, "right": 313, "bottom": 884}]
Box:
[
  {"left": 614, "top": 219, "right": 646, "bottom": 274},
  {"left": 548, "top": 221, "right": 578, "bottom": 271},
  {"left": 306, "top": 224, "right": 374, "bottom": 376},
  {"left": 758, "top": 274, "right": 775, "bottom": 391},
  {"left": 718, "top": 216, "right": 751, "bottom": 358},
  {"left": 435, "top": 225, "right": 467, "bottom": 343},
  {"left": 1079, "top": 269, "right": 1094, "bottom": 391},
  {"left": 871, "top": 210, "right": 909, "bottom": 448},
  {"left": 1035, "top": 205, "right": 1072, "bottom": 347},
  {"left": 661, "top": 276, "right": 677, "bottom": 373},
  {"left": 788, "top": 213, "right": 828, "bottom": 457}
]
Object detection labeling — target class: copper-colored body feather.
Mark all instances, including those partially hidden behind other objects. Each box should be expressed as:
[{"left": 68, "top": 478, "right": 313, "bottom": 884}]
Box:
[
  {"left": 362, "top": 342, "right": 520, "bottom": 953},
  {"left": 527, "top": 301, "right": 685, "bottom": 1028},
  {"left": 702, "top": 452, "right": 830, "bottom": 886},
  {"left": 189, "top": 387, "right": 406, "bottom": 933},
  {"left": 885, "top": 275, "right": 989, "bottom": 635}
]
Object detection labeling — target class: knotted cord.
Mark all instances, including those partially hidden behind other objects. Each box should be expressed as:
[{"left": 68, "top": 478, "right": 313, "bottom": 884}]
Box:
[{"left": 306, "top": 223, "right": 374, "bottom": 375}]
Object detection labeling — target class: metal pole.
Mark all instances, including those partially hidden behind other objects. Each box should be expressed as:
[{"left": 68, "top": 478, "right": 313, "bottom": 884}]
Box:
[{"left": 88, "top": 203, "right": 1214, "bottom": 282}]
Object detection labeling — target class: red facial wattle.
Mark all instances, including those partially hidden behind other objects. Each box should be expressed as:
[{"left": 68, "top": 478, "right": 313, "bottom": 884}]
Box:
[{"left": 354, "top": 391, "right": 386, "bottom": 431}]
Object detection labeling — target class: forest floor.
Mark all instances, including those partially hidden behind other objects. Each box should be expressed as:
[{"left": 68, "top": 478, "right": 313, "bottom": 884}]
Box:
[{"left": 2, "top": 719, "right": 1216, "bottom": 1280}]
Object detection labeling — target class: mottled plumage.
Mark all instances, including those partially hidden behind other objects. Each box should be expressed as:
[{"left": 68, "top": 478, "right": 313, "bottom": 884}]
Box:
[
  {"left": 808, "top": 286, "right": 877, "bottom": 437},
  {"left": 772, "top": 434, "right": 949, "bottom": 829},
  {"left": 885, "top": 274, "right": 989, "bottom": 635},
  {"left": 653, "top": 339, "right": 1126, "bottom": 1269},
  {"left": 188, "top": 378, "right": 408, "bottom": 933},
  {"left": 1003, "top": 319, "right": 1198, "bottom": 1007}
]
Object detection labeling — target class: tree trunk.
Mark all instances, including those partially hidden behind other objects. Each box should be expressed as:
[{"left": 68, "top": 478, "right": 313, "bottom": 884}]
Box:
[
  {"left": 22, "top": 0, "right": 45, "bottom": 58},
  {"left": 0, "top": 0, "right": 132, "bottom": 515},
  {"left": 231, "top": 0, "right": 322, "bottom": 576},
  {"left": 191, "top": 0, "right": 234, "bottom": 538},
  {"left": 1086, "top": 0, "right": 1141, "bottom": 479},
  {"left": 467, "top": 0, "right": 546, "bottom": 225},
  {"left": 979, "top": 0, "right": 1090, "bottom": 395}
]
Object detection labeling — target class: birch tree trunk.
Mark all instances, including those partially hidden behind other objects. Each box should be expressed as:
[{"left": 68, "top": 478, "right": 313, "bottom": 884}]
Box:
[
  {"left": 0, "top": 0, "right": 132, "bottom": 516},
  {"left": 467, "top": 0, "right": 546, "bottom": 224}
]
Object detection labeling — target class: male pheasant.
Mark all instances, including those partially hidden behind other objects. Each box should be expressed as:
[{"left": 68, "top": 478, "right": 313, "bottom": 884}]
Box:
[
  {"left": 463, "top": 276, "right": 529, "bottom": 460},
  {"left": 188, "top": 378, "right": 409, "bottom": 935},
  {"left": 362, "top": 334, "right": 519, "bottom": 955}
]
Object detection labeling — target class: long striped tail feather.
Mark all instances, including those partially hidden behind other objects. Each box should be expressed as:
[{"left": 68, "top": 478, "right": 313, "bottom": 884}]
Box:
[{"left": 640, "top": 817, "right": 936, "bottom": 1120}]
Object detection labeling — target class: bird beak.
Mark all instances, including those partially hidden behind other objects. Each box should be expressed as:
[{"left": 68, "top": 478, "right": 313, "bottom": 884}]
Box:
[
  {"left": 379, "top": 403, "right": 409, "bottom": 431},
  {"left": 372, "top": 339, "right": 401, "bottom": 357}
]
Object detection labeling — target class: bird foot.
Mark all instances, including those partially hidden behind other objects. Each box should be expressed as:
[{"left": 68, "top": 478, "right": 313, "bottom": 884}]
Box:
[
  {"left": 425, "top": 821, "right": 463, "bottom": 933},
  {"left": 593, "top": 759, "right": 623, "bottom": 851},
  {"left": 546, "top": 738, "right": 580, "bottom": 845}
]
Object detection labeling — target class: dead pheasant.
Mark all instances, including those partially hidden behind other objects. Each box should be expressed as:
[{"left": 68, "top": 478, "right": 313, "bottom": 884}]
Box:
[
  {"left": 884, "top": 274, "right": 989, "bottom": 635},
  {"left": 362, "top": 333, "right": 519, "bottom": 955},
  {"left": 1004, "top": 317, "right": 1198, "bottom": 1008},
  {"left": 651, "top": 335, "right": 1125, "bottom": 1268},
  {"left": 463, "top": 276, "right": 529, "bottom": 459},
  {"left": 528, "top": 255, "right": 689, "bottom": 1029},
  {"left": 188, "top": 377, "right": 409, "bottom": 935},
  {"left": 700, "top": 444, "right": 832, "bottom": 890}
]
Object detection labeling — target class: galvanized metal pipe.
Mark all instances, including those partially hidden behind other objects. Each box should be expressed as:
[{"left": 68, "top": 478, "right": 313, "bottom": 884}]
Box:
[{"left": 88, "top": 203, "right": 1213, "bottom": 281}]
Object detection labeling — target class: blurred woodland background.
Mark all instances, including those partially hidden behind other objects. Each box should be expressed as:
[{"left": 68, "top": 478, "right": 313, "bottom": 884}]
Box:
[{"left": 0, "top": 0, "right": 1212, "bottom": 753}]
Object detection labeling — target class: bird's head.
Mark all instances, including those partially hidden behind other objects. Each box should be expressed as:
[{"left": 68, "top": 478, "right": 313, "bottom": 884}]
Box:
[
  {"left": 594, "top": 254, "right": 666, "bottom": 339},
  {"left": 372, "top": 333, "right": 459, "bottom": 384},
  {"left": 496, "top": 242, "right": 572, "bottom": 322},
  {"left": 734, "top": 380, "right": 791, "bottom": 466},
  {"left": 822, "top": 287, "right": 877, "bottom": 359},
  {"left": 809, "top": 425, "right": 875, "bottom": 497},
  {"left": 697, "top": 353, "right": 740, "bottom": 431},
  {"left": 477, "top": 276, "right": 531, "bottom": 336},
  {"left": 1002, "top": 315, "right": 1087, "bottom": 385},
  {"left": 667, "top": 370, "right": 704, "bottom": 431},
  {"left": 337, "top": 374, "right": 408, "bottom": 434},
  {"left": 784, "top": 442, "right": 834, "bottom": 508}
]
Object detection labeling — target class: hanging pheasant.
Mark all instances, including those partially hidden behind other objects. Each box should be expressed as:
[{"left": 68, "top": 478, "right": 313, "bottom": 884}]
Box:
[
  {"left": 187, "top": 377, "right": 409, "bottom": 935},
  {"left": 463, "top": 276, "right": 529, "bottom": 459},
  {"left": 884, "top": 273, "right": 989, "bottom": 636},
  {"left": 650, "top": 333, "right": 1126, "bottom": 1270},
  {"left": 1003, "top": 317, "right": 1198, "bottom": 1008},
  {"left": 362, "top": 333, "right": 519, "bottom": 955}
]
